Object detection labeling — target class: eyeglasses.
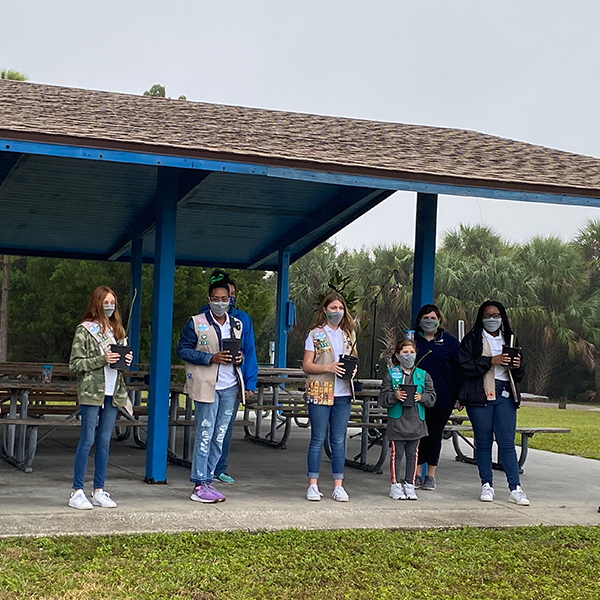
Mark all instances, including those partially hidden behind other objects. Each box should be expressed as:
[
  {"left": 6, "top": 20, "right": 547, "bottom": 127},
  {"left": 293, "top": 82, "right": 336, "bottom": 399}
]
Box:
[
  {"left": 209, "top": 296, "right": 229, "bottom": 303},
  {"left": 483, "top": 313, "right": 502, "bottom": 319}
]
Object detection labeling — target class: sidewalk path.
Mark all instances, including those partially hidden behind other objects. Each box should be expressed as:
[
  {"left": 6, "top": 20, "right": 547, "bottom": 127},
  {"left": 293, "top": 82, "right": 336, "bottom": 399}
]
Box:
[{"left": 1, "top": 423, "right": 599, "bottom": 538}]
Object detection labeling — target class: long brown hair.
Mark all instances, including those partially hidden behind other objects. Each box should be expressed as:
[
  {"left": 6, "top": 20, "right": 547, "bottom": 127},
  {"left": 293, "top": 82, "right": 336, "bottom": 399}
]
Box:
[
  {"left": 82, "top": 286, "right": 126, "bottom": 340},
  {"left": 311, "top": 292, "right": 355, "bottom": 336}
]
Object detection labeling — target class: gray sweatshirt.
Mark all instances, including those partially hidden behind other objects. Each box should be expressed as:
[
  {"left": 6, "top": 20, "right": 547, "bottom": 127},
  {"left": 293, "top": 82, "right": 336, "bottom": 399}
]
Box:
[{"left": 378, "top": 369, "right": 436, "bottom": 441}]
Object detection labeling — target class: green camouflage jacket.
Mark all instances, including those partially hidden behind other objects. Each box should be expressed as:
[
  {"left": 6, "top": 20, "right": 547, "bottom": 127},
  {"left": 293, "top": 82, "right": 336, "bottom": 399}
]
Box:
[{"left": 69, "top": 324, "right": 129, "bottom": 407}]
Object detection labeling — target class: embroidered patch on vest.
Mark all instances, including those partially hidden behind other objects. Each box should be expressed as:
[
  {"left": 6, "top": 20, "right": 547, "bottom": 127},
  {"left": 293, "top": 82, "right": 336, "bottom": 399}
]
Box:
[
  {"left": 306, "top": 380, "right": 334, "bottom": 405},
  {"left": 197, "top": 323, "right": 209, "bottom": 331},
  {"left": 390, "top": 369, "right": 404, "bottom": 390},
  {"left": 187, "top": 373, "right": 192, "bottom": 379}
]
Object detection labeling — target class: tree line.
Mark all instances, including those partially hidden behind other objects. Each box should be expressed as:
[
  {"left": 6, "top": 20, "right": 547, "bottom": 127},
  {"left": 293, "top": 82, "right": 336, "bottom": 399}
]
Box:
[{"left": 2, "top": 223, "right": 600, "bottom": 402}]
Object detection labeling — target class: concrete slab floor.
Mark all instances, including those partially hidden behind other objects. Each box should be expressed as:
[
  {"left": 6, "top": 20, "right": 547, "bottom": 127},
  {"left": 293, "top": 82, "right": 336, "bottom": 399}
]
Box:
[{"left": 1, "top": 421, "right": 599, "bottom": 538}]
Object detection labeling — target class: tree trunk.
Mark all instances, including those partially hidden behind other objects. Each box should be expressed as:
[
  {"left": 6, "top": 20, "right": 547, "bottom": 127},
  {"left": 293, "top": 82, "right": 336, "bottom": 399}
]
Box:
[{"left": 0, "top": 255, "right": 9, "bottom": 362}]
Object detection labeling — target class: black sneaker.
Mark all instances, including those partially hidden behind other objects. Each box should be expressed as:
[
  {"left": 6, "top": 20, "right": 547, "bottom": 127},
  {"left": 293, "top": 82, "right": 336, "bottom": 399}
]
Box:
[{"left": 414, "top": 475, "right": 424, "bottom": 489}]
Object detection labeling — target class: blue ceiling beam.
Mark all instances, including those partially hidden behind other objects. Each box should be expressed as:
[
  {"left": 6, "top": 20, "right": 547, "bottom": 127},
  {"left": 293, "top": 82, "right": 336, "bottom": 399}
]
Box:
[
  {"left": 2, "top": 139, "right": 599, "bottom": 208},
  {"left": 0, "top": 152, "right": 26, "bottom": 190},
  {"left": 246, "top": 187, "right": 393, "bottom": 270},
  {"left": 106, "top": 168, "right": 212, "bottom": 261}
]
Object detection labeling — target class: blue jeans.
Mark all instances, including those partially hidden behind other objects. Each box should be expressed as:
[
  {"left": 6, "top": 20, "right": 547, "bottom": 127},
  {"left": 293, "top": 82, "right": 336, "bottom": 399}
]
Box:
[
  {"left": 190, "top": 385, "right": 239, "bottom": 485},
  {"left": 215, "top": 395, "right": 241, "bottom": 476},
  {"left": 466, "top": 380, "right": 521, "bottom": 490},
  {"left": 73, "top": 396, "right": 118, "bottom": 490},
  {"left": 307, "top": 396, "right": 352, "bottom": 480}
]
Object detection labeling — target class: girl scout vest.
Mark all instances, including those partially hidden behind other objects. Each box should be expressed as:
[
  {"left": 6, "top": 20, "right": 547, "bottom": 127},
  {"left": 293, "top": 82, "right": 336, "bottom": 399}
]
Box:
[
  {"left": 305, "top": 327, "right": 356, "bottom": 405},
  {"left": 183, "top": 312, "right": 245, "bottom": 403},
  {"left": 387, "top": 366, "right": 426, "bottom": 420}
]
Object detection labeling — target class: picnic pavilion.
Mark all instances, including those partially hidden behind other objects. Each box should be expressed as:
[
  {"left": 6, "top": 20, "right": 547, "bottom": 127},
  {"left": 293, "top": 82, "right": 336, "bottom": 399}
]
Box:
[{"left": 1, "top": 79, "right": 600, "bottom": 483}]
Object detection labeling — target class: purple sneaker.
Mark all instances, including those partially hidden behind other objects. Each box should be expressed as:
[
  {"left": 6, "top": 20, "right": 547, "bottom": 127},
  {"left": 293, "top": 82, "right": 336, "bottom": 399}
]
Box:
[
  {"left": 206, "top": 483, "right": 226, "bottom": 502},
  {"left": 190, "top": 483, "right": 221, "bottom": 503}
]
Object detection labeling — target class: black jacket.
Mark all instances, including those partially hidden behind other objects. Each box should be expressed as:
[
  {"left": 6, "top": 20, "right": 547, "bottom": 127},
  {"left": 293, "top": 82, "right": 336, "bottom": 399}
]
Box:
[{"left": 458, "top": 329, "right": 525, "bottom": 407}]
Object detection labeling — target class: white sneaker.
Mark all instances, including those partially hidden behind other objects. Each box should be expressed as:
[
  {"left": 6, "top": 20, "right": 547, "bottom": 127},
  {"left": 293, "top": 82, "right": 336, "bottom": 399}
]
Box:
[
  {"left": 306, "top": 484, "right": 323, "bottom": 501},
  {"left": 91, "top": 489, "right": 117, "bottom": 508},
  {"left": 480, "top": 483, "right": 495, "bottom": 502},
  {"left": 508, "top": 485, "right": 530, "bottom": 506},
  {"left": 69, "top": 489, "right": 93, "bottom": 510},
  {"left": 332, "top": 486, "right": 350, "bottom": 502},
  {"left": 390, "top": 483, "right": 407, "bottom": 500},
  {"left": 404, "top": 483, "right": 418, "bottom": 501}
]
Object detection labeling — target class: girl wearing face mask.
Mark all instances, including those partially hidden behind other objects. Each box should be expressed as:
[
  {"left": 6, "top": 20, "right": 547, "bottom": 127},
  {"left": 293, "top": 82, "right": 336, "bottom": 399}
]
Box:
[
  {"left": 177, "top": 280, "right": 245, "bottom": 503},
  {"left": 68, "top": 286, "right": 133, "bottom": 510},
  {"left": 412, "top": 304, "right": 462, "bottom": 491},
  {"left": 303, "top": 292, "right": 357, "bottom": 502},
  {"left": 378, "top": 339, "right": 436, "bottom": 501},
  {"left": 458, "top": 300, "right": 529, "bottom": 506}
]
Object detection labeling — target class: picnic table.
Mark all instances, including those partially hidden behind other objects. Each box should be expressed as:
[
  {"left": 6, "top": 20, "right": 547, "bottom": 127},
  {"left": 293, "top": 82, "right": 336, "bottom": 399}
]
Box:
[
  {"left": 444, "top": 413, "right": 571, "bottom": 474},
  {"left": 1, "top": 363, "right": 572, "bottom": 476}
]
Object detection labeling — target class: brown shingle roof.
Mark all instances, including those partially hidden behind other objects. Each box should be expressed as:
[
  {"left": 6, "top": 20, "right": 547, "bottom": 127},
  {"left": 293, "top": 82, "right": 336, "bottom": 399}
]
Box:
[{"left": 1, "top": 79, "right": 600, "bottom": 197}]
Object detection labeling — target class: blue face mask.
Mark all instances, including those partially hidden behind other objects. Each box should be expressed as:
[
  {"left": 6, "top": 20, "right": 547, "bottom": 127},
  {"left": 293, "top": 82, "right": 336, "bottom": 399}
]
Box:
[{"left": 229, "top": 296, "right": 236, "bottom": 308}]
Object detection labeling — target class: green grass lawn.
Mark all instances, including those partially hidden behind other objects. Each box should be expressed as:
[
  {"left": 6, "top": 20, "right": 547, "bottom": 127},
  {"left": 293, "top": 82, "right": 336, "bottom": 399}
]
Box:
[
  {"left": 515, "top": 405, "right": 600, "bottom": 460},
  {"left": 1, "top": 527, "right": 599, "bottom": 599}
]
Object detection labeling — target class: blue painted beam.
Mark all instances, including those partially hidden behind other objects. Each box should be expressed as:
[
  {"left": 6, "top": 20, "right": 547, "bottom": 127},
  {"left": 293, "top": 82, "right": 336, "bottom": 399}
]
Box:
[
  {"left": 128, "top": 237, "right": 143, "bottom": 366},
  {"left": 247, "top": 187, "right": 392, "bottom": 270},
  {"left": 145, "top": 167, "right": 178, "bottom": 484},
  {"left": 411, "top": 193, "right": 438, "bottom": 323},
  {"left": 0, "top": 152, "right": 23, "bottom": 188},
  {"left": 107, "top": 170, "right": 213, "bottom": 261},
  {"left": 274, "top": 248, "right": 291, "bottom": 368},
  {"left": 2, "top": 141, "right": 600, "bottom": 208}
]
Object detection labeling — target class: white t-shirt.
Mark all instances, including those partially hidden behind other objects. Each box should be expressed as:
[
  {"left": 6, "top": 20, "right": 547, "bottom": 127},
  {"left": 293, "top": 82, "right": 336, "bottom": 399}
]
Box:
[
  {"left": 483, "top": 329, "right": 509, "bottom": 381},
  {"left": 99, "top": 329, "right": 118, "bottom": 396},
  {"left": 214, "top": 314, "right": 237, "bottom": 391},
  {"left": 304, "top": 325, "right": 353, "bottom": 397}
]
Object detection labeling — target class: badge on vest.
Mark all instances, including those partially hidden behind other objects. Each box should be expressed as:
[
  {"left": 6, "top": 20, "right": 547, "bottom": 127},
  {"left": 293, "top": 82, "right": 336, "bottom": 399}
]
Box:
[
  {"left": 306, "top": 380, "right": 334, "bottom": 405},
  {"left": 390, "top": 370, "right": 404, "bottom": 391},
  {"left": 198, "top": 323, "right": 209, "bottom": 331}
]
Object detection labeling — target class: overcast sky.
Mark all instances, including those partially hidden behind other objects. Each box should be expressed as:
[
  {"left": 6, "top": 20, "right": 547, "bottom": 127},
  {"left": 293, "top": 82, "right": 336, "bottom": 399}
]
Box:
[{"left": 2, "top": 0, "right": 599, "bottom": 249}]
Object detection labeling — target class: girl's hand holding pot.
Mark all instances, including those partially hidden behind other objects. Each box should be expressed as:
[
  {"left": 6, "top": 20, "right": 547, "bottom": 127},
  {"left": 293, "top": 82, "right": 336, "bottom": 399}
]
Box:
[
  {"left": 329, "top": 361, "right": 346, "bottom": 377},
  {"left": 105, "top": 350, "right": 121, "bottom": 365},
  {"left": 491, "top": 353, "right": 511, "bottom": 367},
  {"left": 395, "top": 389, "right": 407, "bottom": 402}
]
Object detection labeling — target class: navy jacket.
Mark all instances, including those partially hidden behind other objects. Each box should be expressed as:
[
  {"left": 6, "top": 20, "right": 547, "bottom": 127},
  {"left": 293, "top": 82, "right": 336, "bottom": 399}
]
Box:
[
  {"left": 190, "top": 304, "right": 259, "bottom": 392},
  {"left": 415, "top": 330, "right": 462, "bottom": 409}
]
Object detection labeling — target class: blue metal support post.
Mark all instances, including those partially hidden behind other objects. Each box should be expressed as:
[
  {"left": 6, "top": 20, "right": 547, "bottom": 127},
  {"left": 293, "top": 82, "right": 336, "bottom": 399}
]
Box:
[
  {"left": 274, "top": 248, "right": 291, "bottom": 368},
  {"left": 411, "top": 193, "right": 438, "bottom": 322},
  {"left": 128, "top": 237, "right": 143, "bottom": 366},
  {"left": 145, "top": 168, "right": 178, "bottom": 483}
]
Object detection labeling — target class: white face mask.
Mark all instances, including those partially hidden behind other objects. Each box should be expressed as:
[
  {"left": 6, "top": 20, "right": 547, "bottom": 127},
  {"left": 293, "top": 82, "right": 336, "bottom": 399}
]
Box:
[{"left": 103, "top": 304, "right": 115, "bottom": 318}]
